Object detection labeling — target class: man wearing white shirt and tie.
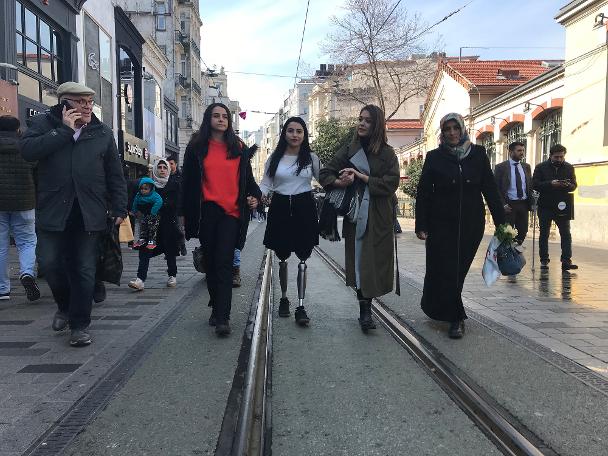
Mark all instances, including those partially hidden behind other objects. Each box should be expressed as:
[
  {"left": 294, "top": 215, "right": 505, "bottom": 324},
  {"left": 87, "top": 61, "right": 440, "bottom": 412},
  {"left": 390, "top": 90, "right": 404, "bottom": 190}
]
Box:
[{"left": 494, "top": 142, "right": 532, "bottom": 245}]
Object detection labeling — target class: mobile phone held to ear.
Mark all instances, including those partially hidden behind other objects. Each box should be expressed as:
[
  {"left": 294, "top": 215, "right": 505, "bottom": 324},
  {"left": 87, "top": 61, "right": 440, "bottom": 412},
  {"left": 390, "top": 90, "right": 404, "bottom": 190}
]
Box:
[{"left": 60, "top": 100, "right": 72, "bottom": 111}]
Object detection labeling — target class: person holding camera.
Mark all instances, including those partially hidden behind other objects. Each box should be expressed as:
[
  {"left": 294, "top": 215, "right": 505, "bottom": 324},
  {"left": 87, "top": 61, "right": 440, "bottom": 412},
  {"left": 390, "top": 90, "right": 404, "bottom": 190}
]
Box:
[
  {"left": 532, "top": 144, "right": 578, "bottom": 271},
  {"left": 20, "top": 82, "right": 127, "bottom": 347}
]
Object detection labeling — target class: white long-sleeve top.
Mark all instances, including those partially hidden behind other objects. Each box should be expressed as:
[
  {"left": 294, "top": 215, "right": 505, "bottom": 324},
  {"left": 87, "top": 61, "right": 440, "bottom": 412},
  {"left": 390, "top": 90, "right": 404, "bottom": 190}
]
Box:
[{"left": 259, "top": 153, "right": 321, "bottom": 196}]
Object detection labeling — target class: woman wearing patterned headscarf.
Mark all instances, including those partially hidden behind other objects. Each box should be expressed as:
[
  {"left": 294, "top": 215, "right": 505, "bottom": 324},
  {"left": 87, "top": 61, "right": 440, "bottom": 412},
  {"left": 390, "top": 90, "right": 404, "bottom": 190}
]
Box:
[{"left": 415, "top": 113, "right": 505, "bottom": 339}]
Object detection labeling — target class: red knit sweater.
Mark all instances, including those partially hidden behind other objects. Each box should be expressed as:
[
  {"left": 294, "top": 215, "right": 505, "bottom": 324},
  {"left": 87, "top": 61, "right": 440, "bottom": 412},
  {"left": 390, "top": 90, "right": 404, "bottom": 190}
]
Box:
[{"left": 202, "top": 139, "right": 240, "bottom": 218}]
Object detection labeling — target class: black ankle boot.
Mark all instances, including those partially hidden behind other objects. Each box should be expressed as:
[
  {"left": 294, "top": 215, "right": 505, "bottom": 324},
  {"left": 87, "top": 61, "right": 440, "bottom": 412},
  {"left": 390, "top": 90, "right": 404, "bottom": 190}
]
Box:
[
  {"left": 358, "top": 299, "right": 376, "bottom": 330},
  {"left": 448, "top": 320, "right": 464, "bottom": 339}
]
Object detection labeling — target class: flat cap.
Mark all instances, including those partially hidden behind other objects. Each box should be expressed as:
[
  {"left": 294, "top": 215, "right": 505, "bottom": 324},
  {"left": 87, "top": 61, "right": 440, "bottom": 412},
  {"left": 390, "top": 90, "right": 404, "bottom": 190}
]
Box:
[{"left": 56, "top": 82, "right": 95, "bottom": 97}]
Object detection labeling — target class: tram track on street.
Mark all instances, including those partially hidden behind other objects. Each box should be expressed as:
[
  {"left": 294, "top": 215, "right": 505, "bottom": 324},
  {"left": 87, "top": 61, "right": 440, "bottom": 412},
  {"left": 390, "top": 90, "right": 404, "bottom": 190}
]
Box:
[
  {"left": 215, "top": 249, "right": 273, "bottom": 456},
  {"left": 313, "top": 245, "right": 557, "bottom": 456}
]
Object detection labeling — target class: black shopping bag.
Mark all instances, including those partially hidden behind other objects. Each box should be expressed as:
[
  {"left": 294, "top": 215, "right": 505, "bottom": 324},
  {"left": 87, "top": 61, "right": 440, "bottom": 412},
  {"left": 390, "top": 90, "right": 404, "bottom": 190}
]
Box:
[{"left": 97, "top": 220, "right": 123, "bottom": 285}]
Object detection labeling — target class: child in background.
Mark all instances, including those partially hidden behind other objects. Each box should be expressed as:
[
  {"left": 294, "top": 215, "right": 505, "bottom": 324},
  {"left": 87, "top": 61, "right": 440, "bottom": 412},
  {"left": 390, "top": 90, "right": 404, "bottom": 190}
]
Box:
[{"left": 131, "top": 177, "right": 163, "bottom": 250}]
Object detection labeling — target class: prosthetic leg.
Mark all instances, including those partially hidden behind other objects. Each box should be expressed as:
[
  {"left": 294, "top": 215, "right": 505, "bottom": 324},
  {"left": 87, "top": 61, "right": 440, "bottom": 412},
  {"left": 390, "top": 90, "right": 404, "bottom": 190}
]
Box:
[
  {"left": 278, "top": 260, "right": 290, "bottom": 317},
  {"left": 294, "top": 261, "right": 310, "bottom": 326}
]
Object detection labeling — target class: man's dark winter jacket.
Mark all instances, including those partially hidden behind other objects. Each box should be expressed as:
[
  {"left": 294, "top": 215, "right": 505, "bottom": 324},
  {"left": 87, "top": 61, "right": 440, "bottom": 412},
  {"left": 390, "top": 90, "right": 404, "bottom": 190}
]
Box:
[
  {"left": 20, "top": 104, "right": 127, "bottom": 231},
  {"left": 0, "top": 131, "right": 36, "bottom": 211},
  {"left": 532, "top": 159, "right": 577, "bottom": 212}
]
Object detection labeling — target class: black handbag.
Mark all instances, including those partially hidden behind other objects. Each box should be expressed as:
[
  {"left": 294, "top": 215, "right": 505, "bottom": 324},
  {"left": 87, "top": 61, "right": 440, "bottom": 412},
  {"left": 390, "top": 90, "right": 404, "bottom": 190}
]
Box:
[
  {"left": 97, "top": 220, "right": 123, "bottom": 285},
  {"left": 193, "top": 245, "right": 206, "bottom": 273},
  {"left": 326, "top": 183, "right": 360, "bottom": 222},
  {"left": 496, "top": 242, "right": 526, "bottom": 276}
]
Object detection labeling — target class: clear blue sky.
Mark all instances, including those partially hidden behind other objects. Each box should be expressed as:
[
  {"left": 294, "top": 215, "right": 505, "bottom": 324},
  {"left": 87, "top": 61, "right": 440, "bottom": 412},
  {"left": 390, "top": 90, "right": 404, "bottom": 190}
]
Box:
[{"left": 199, "top": 0, "right": 566, "bottom": 132}]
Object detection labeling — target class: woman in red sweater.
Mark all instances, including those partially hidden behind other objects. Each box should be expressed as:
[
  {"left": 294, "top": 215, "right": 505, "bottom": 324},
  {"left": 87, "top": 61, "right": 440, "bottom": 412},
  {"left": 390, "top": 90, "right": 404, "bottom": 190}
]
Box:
[{"left": 181, "top": 103, "right": 261, "bottom": 336}]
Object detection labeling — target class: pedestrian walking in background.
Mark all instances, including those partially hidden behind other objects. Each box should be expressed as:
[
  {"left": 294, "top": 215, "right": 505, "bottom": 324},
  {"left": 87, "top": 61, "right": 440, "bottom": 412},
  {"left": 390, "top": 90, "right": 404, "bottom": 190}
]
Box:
[
  {"left": 0, "top": 116, "right": 39, "bottom": 302},
  {"left": 167, "top": 154, "right": 187, "bottom": 256},
  {"left": 181, "top": 103, "right": 261, "bottom": 337},
  {"left": 129, "top": 158, "right": 182, "bottom": 291},
  {"left": 20, "top": 82, "right": 127, "bottom": 347},
  {"left": 494, "top": 141, "right": 532, "bottom": 245},
  {"left": 260, "top": 117, "right": 321, "bottom": 326},
  {"left": 130, "top": 177, "right": 163, "bottom": 250},
  {"left": 415, "top": 113, "right": 505, "bottom": 339},
  {"left": 319, "top": 105, "right": 399, "bottom": 331},
  {"left": 532, "top": 144, "right": 578, "bottom": 271}
]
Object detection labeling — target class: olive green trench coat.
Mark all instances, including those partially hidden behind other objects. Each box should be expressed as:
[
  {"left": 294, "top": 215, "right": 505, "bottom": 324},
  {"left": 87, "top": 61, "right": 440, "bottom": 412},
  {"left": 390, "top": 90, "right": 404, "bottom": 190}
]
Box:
[{"left": 319, "top": 141, "right": 400, "bottom": 298}]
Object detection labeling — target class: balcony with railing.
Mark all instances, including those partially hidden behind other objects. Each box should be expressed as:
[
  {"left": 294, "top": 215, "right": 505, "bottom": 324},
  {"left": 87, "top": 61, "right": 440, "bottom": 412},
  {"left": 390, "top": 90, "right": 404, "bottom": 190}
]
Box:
[
  {"left": 174, "top": 73, "right": 191, "bottom": 90},
  {"left": 192, "top": 80, "right": 201, "bottom": 95},
  {"left": 190, "top": 39, "right": 200, "bottom": 57},
  {"left": 175, "top": 30, "right": 190, "bottom": 51}
]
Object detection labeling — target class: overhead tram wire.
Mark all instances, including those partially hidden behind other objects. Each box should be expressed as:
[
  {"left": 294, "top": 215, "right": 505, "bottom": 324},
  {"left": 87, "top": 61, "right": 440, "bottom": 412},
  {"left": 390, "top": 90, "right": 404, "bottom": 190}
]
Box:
[
  {"left": 409, "top": 0, "right": 476, "bottom": 42},
  {"left": 294, "top": 0, "right": 311, "bottom": 83}
]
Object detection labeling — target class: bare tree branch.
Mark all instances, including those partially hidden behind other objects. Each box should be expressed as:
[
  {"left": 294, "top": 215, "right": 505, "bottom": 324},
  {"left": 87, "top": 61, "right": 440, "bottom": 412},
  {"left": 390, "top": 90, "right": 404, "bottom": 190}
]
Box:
[{"left": 321, "top": 0, "right": 437, "bottom": 119}]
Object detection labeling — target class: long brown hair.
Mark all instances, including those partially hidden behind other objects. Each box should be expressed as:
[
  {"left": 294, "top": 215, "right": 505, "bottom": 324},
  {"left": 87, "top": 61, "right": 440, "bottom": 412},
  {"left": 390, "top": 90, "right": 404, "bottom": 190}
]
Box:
[{"left": 356, "top": 104, "right": 387, "bottom": 155}]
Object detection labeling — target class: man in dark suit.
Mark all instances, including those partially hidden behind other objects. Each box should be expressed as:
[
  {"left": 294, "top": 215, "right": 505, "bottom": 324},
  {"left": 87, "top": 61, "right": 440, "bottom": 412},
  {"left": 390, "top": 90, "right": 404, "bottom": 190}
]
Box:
[
  {"left": 532, "top": 144, "right": 578, "bottom": 271},
  {"left": 494, "top": 141, "right": 532, "bottom": 245}
]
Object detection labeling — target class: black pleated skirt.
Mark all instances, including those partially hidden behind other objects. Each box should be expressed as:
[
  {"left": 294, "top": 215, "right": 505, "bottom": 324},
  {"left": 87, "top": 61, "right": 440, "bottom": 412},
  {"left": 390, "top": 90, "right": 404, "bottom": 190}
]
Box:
[{"left": 263, "top": 191, "right": 319, "bottom": 260}]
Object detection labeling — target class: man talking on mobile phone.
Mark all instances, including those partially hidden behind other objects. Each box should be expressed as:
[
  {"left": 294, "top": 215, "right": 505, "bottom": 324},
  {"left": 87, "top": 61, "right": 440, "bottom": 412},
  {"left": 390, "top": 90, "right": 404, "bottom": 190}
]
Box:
[
  {"left": 532, "top": 144, "right": 578, "bottom": 271},
  {"left": 20, "top": 82, "right": 127, "bottom": 347}
]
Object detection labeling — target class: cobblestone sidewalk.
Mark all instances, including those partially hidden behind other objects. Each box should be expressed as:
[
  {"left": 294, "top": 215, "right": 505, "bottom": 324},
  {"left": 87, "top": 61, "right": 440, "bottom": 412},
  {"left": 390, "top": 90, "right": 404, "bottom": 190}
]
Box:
[
  {"left": 0, "top": 238, "right": 203, "bottom": 455},
  {"left": 396, "top": 218, "right": 608, "bottom": 379}
]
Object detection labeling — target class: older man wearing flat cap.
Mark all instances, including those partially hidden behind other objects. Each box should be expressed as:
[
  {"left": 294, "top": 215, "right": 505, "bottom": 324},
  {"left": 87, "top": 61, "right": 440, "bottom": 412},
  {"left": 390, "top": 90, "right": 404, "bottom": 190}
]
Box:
[{"left": 21, "top": 82, "right": 127, "bottom": 347}]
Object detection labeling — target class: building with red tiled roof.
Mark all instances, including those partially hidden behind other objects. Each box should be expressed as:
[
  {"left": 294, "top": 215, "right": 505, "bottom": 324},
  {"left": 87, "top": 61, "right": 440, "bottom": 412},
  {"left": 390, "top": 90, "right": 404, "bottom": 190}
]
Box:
[
  {"left": 418, "top": 58, "right": 562, "bottom": 152},
  {"left": 386, "top": 119, "right": 423, "bottom": 150}
]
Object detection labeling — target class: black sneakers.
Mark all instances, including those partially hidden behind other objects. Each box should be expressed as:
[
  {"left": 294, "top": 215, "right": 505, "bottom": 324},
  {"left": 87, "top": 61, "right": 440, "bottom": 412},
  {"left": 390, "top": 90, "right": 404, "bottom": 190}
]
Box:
[
  {"left": 294, "top": 306, "right": 310, "bottom": 326},
  {"left": 540, "top": 259, "right": 550, "bottom": 270},
  {"left": 215, "top": 322, "right": 231, "bottom": 336},
  {"left": 20, "top": 274, "right": 40, "bottom": 302},
  {"left": 278, "top": 297, "right": 290, "bottom": 317},
  {"left": 70, "top": 328, "right": 92, "bottom": 347}
]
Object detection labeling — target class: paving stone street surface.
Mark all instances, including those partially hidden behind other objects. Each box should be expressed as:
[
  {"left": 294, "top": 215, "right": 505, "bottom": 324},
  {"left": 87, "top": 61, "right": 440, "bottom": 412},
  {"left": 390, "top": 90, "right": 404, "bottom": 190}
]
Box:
[
  {"left": 1, "top": 218, "right": 608, "bottom": 455},
  {"left": 396, "top": 218, "right": 608, "bottom": 378}
]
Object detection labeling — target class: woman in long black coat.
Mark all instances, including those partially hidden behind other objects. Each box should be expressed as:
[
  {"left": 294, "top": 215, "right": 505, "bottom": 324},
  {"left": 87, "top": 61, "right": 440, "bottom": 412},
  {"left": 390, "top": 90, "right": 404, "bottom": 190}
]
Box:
[
  {"left": 128, "top": 158, "right": 182, "bottom": 291},
  {"left": 415, "top": 113, "right": 505, "bottom": 339}
]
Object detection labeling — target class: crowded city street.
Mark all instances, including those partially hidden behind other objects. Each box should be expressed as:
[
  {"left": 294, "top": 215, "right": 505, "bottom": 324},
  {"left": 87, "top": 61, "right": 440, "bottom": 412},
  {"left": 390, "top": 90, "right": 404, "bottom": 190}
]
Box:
[{"left": 1, "top": 0, "right": 608, "bottom": 454}]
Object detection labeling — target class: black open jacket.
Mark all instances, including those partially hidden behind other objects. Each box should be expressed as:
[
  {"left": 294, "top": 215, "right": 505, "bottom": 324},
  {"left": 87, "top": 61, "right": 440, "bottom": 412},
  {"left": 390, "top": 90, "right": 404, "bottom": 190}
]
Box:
[{"left": 180, "top": 141, "right": 261, "bottom": 250}]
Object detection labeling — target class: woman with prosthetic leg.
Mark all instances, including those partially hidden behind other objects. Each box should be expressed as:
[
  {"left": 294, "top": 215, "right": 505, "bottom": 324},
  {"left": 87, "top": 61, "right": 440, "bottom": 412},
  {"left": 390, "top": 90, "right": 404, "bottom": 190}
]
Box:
[{"left": 260, "top": 117, "right": 320, "bottom": 326}]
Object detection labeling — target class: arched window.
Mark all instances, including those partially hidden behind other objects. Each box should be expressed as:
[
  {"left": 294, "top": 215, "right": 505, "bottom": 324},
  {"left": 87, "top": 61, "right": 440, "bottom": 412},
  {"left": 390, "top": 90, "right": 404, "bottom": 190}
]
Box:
[
  {"left": 479, "top": 133, "right": 497, "bottom": 169},
  {"left": 504, "top": 123, "right": 526, "bottom": 150},
  {"left": 538, "top": 110, "right": 562, "bottom": 163}
]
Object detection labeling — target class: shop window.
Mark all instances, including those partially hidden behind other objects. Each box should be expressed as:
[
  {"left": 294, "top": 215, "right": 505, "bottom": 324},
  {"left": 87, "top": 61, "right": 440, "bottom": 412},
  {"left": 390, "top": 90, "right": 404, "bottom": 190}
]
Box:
[
  {"left": 84, "top": 15, "right": 113, "bottom": 126},
  {"left": 538, "top": 110, "right": 562, "bottom": 163},
  {"left": 15, "top": 1, "right": 64, "bottom": 103},
  {"left": 119, "top": 47, "right": 136, "bottom": 136},
  {"left": 479, "top": 133, "right": 497, "bottom": 169}
]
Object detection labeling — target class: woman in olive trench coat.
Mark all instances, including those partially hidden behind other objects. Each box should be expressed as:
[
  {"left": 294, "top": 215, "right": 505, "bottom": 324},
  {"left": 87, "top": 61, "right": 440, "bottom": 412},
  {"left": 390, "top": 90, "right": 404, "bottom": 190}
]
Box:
[
  {"left": 415, "top": 113, "right": 505, "bottom": 339},
  {"left": 319, "top": 105, "right": 400, "bottom": 331}
]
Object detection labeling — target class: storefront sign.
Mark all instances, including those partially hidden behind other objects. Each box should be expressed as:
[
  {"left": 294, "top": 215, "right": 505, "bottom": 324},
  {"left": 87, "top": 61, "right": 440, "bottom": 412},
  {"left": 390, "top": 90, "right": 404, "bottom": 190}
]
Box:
[
  {"left": 121, "top": 131, "right": 149, "bottom": 167},
  {"left": 0, "top": 80, "right": 18, "bottom": 117}
]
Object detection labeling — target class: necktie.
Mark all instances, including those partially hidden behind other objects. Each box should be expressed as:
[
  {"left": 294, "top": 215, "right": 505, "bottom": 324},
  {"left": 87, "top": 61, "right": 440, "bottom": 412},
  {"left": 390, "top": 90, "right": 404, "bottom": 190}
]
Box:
[{"left": 514, "top": 163, "right": 523, "bottom": 199}]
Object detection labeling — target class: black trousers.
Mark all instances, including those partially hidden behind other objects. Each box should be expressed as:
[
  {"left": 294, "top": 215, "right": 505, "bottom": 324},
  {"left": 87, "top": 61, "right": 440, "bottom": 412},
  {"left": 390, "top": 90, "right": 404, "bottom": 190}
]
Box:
[
  {"left": 199, "top": 202, "right": 239, "bottom": 323},
  {"left": 37, "top": 229, "right": 101, "bottom": 330},
  {"left": 538, "top": 208, "right": 572, "bottom": 262},
  {"left": 505, "top": 199, "right": 529, "bottom": 244}
]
